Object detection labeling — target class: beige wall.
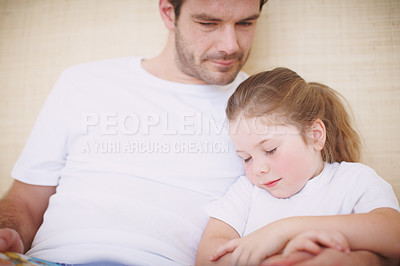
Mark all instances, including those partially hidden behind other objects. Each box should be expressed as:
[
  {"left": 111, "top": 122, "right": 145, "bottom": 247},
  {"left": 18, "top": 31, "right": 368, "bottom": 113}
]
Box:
[{"left": 0, "top": 0, "right": 399, "bottom": 200}]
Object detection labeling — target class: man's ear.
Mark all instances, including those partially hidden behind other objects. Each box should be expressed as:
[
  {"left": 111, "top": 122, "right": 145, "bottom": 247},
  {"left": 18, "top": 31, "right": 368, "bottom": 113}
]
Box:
[
  {"left": 310, "top": 119, "right": 326, "bottom": 151},
  {"left": 159, "top": 0, "right": 176, "bottom": 31}
]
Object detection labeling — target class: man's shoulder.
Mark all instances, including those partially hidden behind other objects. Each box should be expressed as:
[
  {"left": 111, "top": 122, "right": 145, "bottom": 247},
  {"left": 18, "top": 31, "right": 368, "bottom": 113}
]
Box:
[
  {"left": 225, "top": 71, "right": 249, "bottom": 91},
  {"left": 237, "top": 71, "right": 250, "bottom": 80},
  {"left": 60, "top": 57, "right": 140, "bottom": 80},
  {"left": 235, "top": 71, "right": 249, "bottom": 83}
]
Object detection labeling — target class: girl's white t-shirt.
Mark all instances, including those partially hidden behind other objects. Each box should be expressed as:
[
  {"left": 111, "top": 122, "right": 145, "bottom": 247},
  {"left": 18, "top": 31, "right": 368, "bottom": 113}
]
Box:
[
  {"left": 207, "top": 162, "right": 400, "bottom": 237},
  {"left": 12, "top": 57, "right": 248, "bottom": 265}
]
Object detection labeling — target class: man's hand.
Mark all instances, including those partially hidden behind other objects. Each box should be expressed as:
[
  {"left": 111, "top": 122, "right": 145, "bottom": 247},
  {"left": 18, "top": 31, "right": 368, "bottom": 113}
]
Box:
[
  {"left": 0, "top": 180, "right": 56, "bottom": 253},
  {"left": 0, "top": 228, "right": 24, "bottom": 253}
]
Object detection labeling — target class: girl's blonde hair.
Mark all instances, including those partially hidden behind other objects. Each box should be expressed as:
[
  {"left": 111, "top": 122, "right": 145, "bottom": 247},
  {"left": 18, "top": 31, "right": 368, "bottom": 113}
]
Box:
[{"left": 226, "top": 67, "right": 360, "bottom": 163}]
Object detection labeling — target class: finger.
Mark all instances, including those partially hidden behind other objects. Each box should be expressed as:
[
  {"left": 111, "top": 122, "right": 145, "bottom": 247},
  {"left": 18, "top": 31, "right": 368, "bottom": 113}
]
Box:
[
  {"left": 292, "top": 230, "right": 349, "bottom": 255},
  {"left": 0, "top": 228, "right": 24, "bottom": 253},
  {"left": 247, "top": 253, "right": 265, "bottom": 266},
  {"left": 329, "top": 232, "right": 350, "bottom": 254},
  {"left": 234, "top": 249, "right": 252, "bottom": 266},
  {"left": 246, "top": 248, "right": 271, "bottom": 266},
  {"left": 312, "top": 232, "right": 350, "bottom": 254},
  {"left": 283, "top": 239, "right": 321, "bottom": 257},
  {"left": 210, "top": 240, "right": 239, "bottom": 261}
]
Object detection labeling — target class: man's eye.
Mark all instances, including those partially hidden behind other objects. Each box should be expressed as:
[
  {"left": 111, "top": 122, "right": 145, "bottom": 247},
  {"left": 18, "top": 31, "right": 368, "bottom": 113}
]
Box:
[
  {"left": 199, "top": 22, "right": 217, "bottom": 26},
  {"left": 237, "top": 21, "right": 252, "bottom": 27}
]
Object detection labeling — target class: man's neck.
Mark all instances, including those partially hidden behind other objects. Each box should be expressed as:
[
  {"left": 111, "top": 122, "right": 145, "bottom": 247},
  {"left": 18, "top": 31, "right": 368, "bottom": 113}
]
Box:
[{"left": 141, "top": 34, "right": 207, "bottom": 85}]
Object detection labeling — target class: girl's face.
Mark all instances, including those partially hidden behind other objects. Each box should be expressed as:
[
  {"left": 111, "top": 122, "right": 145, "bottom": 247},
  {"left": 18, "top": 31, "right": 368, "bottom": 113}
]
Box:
[{"left": 229, "top": 116, "right": 325, "bottom": 198}]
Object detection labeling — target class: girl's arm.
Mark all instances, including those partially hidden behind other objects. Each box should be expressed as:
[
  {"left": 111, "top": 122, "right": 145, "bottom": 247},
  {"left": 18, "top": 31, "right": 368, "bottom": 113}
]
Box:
[
  {"left": 279, "top": 208, "right": 400, "bottom": 257},
  {"left": 212, "top": 207, "right": 400, "bottom": 265},
  {"left": 195, "top": 218, "right": 240, "bottom": 265}
]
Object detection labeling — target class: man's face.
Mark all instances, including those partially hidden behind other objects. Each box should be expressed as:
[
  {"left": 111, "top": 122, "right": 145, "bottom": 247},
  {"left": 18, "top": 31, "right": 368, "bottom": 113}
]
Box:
[{"left": 174, "top": 0, "right": 260, "bottom": 85}]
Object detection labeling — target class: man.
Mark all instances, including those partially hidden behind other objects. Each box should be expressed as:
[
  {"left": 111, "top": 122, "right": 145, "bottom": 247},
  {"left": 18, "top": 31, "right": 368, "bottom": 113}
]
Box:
[{"left": 0, "top": 0, "right": 398, "bottom": 265}]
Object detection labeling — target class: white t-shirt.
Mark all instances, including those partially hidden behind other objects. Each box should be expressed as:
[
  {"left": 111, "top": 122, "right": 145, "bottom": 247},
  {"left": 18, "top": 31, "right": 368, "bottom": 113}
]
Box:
[
  {"left": 12, "top": 57, "right": 248, "bottom": 265},
  {"left": 207, "top": 162, "right": 400, "bottom": 237}
]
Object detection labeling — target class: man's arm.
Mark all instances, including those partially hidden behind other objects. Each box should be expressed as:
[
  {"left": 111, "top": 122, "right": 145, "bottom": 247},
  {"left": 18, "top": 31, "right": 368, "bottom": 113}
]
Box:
[
  {"left": 261, "top": 249, "right": 400, "bottom": 266},
  {"left": 0, "top": 180, "right": 56, "bottom": 253}
]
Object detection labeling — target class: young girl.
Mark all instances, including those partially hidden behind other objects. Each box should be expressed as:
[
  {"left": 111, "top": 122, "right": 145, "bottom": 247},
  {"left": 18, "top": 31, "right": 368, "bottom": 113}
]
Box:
[{"left": 196, "top": 68, "right": 400, "bottom": 265}]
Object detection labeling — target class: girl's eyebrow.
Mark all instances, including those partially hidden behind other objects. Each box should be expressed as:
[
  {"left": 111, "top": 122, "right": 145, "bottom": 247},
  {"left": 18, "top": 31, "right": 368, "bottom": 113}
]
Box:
[
  {"left": 236, "top": 138, "right": 271, "bottom": 153},
  {"left": 255, "top": 138, "right": 271, "bottom": 148}
]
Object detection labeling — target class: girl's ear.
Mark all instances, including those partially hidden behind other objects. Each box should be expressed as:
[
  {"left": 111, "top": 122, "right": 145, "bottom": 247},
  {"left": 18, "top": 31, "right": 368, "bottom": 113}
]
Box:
[
  {"left": 159, "top": 0, "right": 176, "bottom": 31},
  {"left": 311, "top": 119, "right": 326, "bottom": 151}
]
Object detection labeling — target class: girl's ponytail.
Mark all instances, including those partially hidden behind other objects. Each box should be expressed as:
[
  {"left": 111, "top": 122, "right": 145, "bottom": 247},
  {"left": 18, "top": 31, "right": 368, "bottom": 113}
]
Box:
[{"left": 308, "top": 82, "right": 360, "bottom": 162}]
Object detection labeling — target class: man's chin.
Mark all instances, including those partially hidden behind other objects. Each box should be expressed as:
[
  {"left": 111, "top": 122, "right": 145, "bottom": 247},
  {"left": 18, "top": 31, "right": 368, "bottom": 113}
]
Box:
[
  {"left": 201, "top": 76, "right": 235, "bottom": 85},
  {"left": 202, "top": 69, "right": 241, "bottom": 85}
]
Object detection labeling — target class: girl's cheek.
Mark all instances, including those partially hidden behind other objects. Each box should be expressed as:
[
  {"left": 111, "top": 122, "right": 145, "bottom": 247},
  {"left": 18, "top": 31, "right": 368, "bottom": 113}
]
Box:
[
  {"left": 277, "top": 153, "right": 305, "bottom": 177},
  {"left": 244, "top": 165, "right": 256, "bottom": 184},
  {"left": 274, "top": 148, "right": 298, "bottom": 171}
]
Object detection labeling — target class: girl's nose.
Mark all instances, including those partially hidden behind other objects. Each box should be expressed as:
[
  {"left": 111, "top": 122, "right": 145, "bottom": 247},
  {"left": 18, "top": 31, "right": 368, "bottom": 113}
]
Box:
[{"left": 254, "top": 159, "right": 269, "bottom": 176}]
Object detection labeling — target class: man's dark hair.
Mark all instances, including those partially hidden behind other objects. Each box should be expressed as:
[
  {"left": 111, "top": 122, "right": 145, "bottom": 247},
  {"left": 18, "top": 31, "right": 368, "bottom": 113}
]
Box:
[{"left": 169, "top": 0, "right": 268, "bottom": 20}]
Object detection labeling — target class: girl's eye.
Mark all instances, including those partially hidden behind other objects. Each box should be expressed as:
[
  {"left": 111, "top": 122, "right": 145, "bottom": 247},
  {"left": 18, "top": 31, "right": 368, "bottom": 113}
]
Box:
[
  {"left": 243, "top": 157, "right": 252, "bottom": 163},
  {"left": 266, "top": 148, "right": 277, "bottom": 155}
]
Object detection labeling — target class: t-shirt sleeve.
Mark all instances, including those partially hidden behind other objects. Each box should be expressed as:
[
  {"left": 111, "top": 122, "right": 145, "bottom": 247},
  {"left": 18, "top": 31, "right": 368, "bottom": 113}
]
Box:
[
  {"left": 350, "top": 164, "right": 400, "bottom": 213},
  {"left": 11, "top": 73, "right": 69, "bottom": 186},
  {"left": 205, "top": 176, "right": 254, "bottom": 236}
]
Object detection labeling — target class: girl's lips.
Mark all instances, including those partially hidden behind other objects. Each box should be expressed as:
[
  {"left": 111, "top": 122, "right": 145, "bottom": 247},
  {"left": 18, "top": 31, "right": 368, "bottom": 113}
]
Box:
[{"left": 264, "top": 178, "right": 282, "bottom": 188}]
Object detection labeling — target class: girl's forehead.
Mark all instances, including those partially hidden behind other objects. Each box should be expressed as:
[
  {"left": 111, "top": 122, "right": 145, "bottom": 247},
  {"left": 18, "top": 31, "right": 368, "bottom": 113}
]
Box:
[{"left": 229, "top": 116, "right": 300, "bottom": 137}]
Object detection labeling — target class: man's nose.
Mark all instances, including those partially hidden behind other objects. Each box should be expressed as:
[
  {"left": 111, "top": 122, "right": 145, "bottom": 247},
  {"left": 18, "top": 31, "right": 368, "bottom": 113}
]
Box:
[{"left": 217, "top": 26, "right": 240, "bottom": 55}]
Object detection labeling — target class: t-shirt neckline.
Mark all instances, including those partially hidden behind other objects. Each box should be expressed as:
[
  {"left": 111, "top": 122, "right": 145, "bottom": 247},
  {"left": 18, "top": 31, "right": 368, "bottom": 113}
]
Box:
[{"left": 130, "top": 57, "right": 236, "bottom": 95}]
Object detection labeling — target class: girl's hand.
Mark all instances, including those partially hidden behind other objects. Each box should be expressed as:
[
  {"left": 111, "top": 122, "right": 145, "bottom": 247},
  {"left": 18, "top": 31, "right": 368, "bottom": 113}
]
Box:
[
  {"left": 210, "top": 226, "right": 288, "bottom": 265},
  {"left": 282, "top": 230, "right": 350, "bottom": 257}
]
